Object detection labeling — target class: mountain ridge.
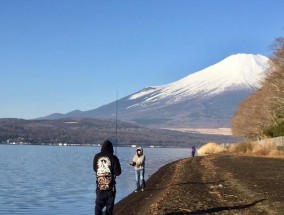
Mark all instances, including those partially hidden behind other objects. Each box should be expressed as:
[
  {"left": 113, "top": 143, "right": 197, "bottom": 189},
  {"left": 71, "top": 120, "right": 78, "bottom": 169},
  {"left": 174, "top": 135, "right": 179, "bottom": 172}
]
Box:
[
  {"left": 42, "top": 53, "right": 269, "bottom": 129},
  {"left": 0, "top": 118, "right": 238, "bottom": 147},
  {"left": 127, "top": 53, "right": 268, "bottom": 104}
]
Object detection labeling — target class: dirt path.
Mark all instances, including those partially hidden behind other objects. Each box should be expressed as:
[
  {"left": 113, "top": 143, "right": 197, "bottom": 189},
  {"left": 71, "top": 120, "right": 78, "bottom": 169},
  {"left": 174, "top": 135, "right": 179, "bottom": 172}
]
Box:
[{"left": 114, "top": 155, "right": 284, "bottom": 215}]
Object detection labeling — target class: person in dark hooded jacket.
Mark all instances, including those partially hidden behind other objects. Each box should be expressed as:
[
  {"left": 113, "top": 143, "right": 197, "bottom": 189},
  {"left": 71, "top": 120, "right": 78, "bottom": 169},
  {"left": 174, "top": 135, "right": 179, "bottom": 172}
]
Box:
[{"left": 93, "top": 140, "right": 121, "bottom": 215}]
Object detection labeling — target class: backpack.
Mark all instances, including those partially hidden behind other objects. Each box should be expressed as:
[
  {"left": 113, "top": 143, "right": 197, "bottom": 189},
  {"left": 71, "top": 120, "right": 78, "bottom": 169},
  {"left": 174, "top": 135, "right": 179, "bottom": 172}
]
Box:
[
  {"left": 97, "top": 173, "right": 113, "bottom": 191},
  {"left": 96, "top": 157, "right": 113, "bottom": 191}
]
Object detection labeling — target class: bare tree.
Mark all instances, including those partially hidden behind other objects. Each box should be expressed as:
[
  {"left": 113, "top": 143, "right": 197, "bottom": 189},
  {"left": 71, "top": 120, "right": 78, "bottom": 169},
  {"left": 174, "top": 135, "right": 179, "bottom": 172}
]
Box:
[{"left": 232, "top": 36, "right": 284, "bottom": 140}]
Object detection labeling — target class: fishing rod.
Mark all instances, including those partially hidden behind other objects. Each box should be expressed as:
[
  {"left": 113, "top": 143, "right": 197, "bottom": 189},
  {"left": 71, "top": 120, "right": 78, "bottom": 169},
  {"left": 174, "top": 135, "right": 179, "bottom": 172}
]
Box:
[{"left": 115, "top": 90, "right": 118, "bottom": 155}]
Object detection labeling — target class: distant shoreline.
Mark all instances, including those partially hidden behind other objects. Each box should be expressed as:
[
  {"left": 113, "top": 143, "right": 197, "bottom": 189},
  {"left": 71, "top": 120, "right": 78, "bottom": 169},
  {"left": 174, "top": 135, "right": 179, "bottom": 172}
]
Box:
[
  {"left": 163, "top": 127, "right": 232, "bottom": 135},
  {"left": 0, "top": 143, "right": 189, "bottom": 148}
]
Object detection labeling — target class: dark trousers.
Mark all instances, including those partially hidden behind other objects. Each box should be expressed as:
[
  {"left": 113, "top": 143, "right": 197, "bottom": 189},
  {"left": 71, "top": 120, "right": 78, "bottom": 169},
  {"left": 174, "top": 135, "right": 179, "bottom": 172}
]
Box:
[{"left": 95, "top": 189, "right": 116, "bottom": 215}]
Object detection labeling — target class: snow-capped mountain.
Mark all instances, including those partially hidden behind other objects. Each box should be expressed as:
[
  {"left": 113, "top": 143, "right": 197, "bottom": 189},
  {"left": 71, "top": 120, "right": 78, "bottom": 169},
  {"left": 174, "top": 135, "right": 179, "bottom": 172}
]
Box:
[
  {"left": 44, "top": 53, "right": 269, "bottom": 129},
  {"left": 128, "top": 54, "right": 267, "bottom": 106}
]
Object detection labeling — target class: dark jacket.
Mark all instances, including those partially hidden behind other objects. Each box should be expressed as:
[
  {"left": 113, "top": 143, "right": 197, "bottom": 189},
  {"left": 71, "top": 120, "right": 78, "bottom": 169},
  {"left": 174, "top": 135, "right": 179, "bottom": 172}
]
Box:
[{"left": 93, "top": 140, "right": 121, "bottom": 189}]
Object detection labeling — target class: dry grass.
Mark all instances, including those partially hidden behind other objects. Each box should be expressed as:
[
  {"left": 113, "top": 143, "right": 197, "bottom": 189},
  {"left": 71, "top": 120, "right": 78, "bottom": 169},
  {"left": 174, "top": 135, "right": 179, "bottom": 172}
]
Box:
[
  {"left": 198, "top": 142, "right": 226, "bottom": 155},
  {"left": 198, "top": 141, "right": 284, "bottom": 158}
]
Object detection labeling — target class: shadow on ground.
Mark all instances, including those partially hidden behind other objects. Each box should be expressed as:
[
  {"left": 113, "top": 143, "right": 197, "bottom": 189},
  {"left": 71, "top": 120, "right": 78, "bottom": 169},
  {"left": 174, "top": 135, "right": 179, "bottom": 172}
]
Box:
[
  {"left": 165, "top": 199, "right": 267, "bottom": 215},
  {"left": 146, "top": 180, "right": 226, "bottom": 192}
]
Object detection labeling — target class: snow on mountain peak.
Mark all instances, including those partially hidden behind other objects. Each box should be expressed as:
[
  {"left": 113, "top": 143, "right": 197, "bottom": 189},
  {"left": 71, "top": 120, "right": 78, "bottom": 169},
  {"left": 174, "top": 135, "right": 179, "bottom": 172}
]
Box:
[
  {"left": 129, "top": 53, "right": 269, "bottom": 104},
  {"left": 173, "top": 53, "right": 268, "bottom": 92},
  {"left": 129, "top": 54, "right": 268, "bottom": 100}
]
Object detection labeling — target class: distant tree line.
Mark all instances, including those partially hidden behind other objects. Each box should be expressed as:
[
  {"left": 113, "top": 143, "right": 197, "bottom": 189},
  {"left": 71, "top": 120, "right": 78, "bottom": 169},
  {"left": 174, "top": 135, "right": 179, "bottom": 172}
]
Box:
[
  {"left": 0, "top": 118, "right": 238, "bottom": 147},
  {"left": 232, "top": 36, "right": 284, "bottom": 140}
]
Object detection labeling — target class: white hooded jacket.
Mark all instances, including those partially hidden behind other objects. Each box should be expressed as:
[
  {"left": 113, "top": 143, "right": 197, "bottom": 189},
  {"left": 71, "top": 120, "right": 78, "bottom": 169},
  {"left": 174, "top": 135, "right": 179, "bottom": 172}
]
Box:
[{"left": 132, "top": 147, "right": 145, "bottom": 170}]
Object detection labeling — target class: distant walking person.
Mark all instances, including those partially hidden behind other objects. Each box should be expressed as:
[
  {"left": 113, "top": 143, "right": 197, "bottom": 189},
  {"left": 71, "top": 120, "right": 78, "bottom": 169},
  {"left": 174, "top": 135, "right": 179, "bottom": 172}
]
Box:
[
  {"left": 191, "top": 146, "right": 196, "bottom": 157},
  {"left": 130, "top": 147, "right": 146, "bottom": 192},
  {"left": 93, "top": 140, "right": 121, "bottom": 215}
]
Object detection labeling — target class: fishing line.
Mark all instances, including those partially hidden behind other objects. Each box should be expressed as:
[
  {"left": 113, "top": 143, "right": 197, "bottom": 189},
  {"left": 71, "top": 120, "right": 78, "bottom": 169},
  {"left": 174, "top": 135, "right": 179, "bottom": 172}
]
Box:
[{"left": 115, "top": 90, "right": 118, "bottom": 156}]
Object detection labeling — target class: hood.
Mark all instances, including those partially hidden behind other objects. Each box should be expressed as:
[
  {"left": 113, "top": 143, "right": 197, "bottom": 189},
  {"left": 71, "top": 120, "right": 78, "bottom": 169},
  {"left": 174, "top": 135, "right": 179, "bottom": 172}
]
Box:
[
  {"left": 101, "top": 140, "right": 114, "bottom": 154},
  {"left": 136, "top": 147, "right": 143, "bottom": 154}
]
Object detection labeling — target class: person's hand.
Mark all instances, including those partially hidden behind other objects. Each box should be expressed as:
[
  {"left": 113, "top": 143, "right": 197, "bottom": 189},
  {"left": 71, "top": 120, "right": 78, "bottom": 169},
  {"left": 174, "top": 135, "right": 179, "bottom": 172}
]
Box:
[{"left": 129, "top": 161, "right": 136, "bottom": 166}]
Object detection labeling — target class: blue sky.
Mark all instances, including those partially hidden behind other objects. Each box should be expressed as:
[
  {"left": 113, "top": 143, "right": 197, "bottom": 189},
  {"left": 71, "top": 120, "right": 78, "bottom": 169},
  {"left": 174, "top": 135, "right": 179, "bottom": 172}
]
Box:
[{"left": 0, "top": 0, "right": 283, "bottom": 119}]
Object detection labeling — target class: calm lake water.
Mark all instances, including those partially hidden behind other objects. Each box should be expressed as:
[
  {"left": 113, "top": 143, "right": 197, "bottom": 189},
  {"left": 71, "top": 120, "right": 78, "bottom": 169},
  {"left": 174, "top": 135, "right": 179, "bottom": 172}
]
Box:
[{"left": 0, "top": 145, "right": 190, "bottom": 215}]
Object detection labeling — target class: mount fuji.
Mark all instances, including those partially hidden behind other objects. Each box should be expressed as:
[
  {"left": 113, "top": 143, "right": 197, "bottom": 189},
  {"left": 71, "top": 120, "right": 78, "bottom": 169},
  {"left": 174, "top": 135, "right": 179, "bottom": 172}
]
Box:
[{"left": 45, "top": 53, "right": 269, "bottom": 129}]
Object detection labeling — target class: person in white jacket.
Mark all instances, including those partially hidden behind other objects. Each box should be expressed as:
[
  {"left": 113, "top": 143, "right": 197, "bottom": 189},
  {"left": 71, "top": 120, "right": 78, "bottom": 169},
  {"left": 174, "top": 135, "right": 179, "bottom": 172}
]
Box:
[{"left": 130, "top": 147, "right": 145, "bottom": 192}]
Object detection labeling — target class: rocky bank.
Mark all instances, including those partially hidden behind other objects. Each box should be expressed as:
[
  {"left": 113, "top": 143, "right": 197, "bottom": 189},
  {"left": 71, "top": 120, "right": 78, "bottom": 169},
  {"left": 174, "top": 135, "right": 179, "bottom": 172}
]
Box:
[{"left": 114, "top": 154, "right": 284, "bottom": 215}]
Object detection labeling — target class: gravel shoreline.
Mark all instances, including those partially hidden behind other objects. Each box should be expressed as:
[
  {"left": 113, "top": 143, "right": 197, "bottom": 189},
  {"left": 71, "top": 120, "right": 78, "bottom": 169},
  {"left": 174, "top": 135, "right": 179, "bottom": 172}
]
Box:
[{"left": 114, "top": 154, "right": 284, "bottom": 215}]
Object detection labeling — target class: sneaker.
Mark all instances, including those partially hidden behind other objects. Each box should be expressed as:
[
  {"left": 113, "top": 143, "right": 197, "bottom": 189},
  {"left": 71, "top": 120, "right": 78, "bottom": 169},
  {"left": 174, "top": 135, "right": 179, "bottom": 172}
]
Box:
[
  {"left": 141, "top": 188, "right": 144, "bottom": 192},
  {"left": 135, "top": 190, "right": 139, "bottom": 192}
]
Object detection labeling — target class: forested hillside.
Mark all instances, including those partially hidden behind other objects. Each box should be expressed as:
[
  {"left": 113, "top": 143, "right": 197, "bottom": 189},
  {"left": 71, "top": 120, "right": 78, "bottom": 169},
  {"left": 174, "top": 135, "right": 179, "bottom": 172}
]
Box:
[
  {"left": 0, "top": 118, "right": 238, "bottom": 147},
  {"left": 232, "top": 36, "right": 284, "bottom": 140}
]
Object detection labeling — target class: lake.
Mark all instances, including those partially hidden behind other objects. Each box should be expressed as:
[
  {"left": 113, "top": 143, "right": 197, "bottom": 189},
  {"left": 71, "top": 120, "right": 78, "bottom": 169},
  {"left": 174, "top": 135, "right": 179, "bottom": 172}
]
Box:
[{"left": 0, "top": 145, "right": 190, "bottom": 215}]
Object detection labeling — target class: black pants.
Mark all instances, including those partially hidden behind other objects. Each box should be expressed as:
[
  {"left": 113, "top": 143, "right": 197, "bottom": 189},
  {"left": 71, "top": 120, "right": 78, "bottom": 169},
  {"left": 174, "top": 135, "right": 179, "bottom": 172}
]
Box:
[{"left": 95, "top": 189, "right": 116, "bottom": 215}]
